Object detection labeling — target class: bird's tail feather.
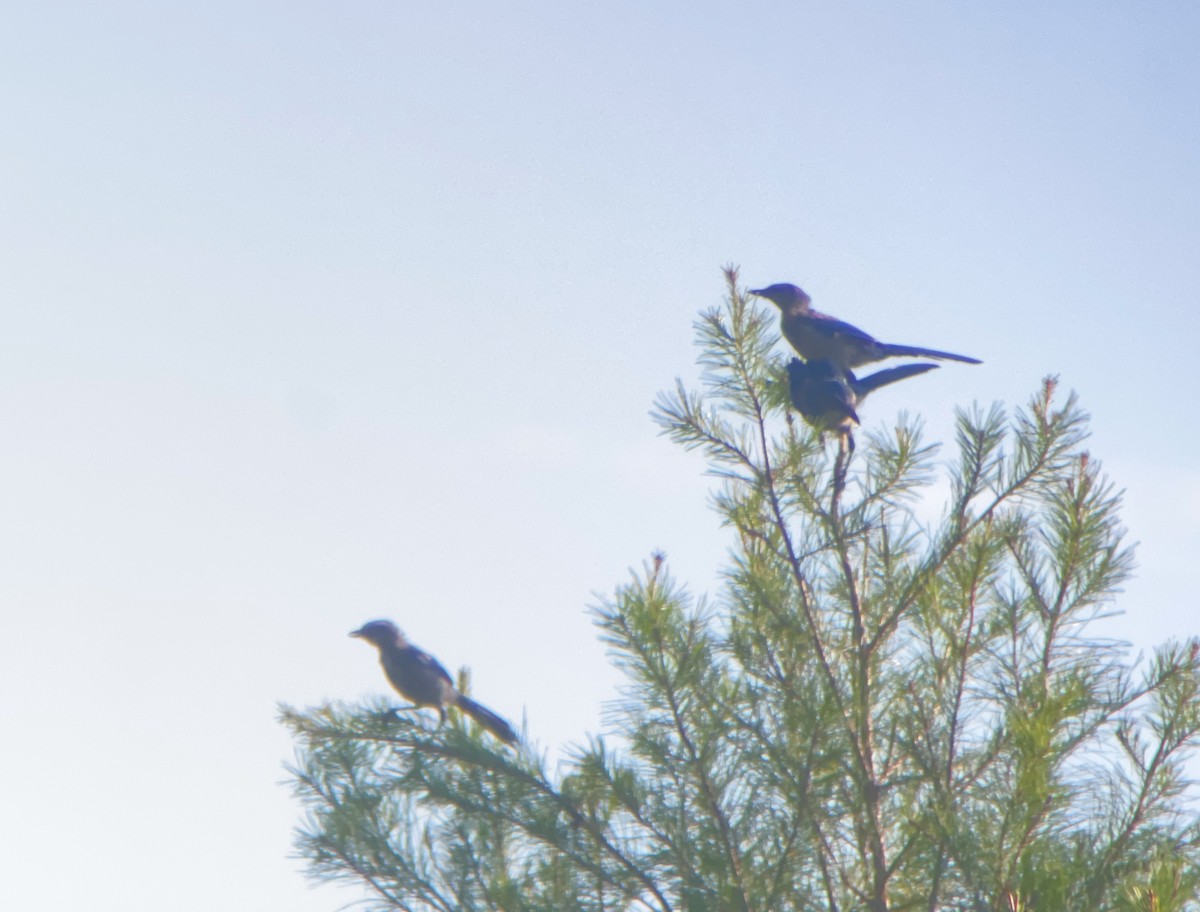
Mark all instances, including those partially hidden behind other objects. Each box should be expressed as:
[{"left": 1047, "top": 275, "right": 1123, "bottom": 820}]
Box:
[
  {"left": 457, "top": 695, "right": 519, "bottom": 744},
  {"left": 855, "top": 362, "right": 940, "bottom": 398},
  {"left": 880, "top": 344, "right": 981, "bottom": 364}
]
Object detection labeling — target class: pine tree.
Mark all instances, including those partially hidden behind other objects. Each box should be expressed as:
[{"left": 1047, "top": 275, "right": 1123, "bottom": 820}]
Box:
[{"left": 281, "top": 268, "right": 1200, "bottom": 912}]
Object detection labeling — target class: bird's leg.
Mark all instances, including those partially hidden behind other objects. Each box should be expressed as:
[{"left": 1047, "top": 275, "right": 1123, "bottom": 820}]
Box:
[{"left": 832, "top": 431, "right": 852, "bottom": 499}]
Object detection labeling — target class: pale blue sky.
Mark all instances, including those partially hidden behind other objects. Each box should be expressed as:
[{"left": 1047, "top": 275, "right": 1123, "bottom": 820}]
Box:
[{"left": 3, "top": 3, "right": 1198, "bottom": 909}]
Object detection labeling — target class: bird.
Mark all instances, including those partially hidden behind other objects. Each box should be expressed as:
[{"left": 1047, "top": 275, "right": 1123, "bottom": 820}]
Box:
[
  {"left": 350, "top": 620, "right": 519, "bottom": 744},
  {"left": 786, "top": 357, "right": 939, "bottom": 434},
  {"left": 750, "top": 283, "right": 981, "bottom": 370}
]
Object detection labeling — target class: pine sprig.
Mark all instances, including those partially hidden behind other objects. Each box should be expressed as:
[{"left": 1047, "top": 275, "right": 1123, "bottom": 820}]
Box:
[{"left": 282, "top": 273, "right": 1200, "bottom": 912}]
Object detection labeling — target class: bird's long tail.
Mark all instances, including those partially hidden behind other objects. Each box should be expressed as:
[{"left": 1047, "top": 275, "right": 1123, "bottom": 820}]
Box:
[
  {"left": 457, "top": 695, "right": 519, "bottom": 744},
  {"left": 880, "top": 344, "right": 981, "bottom": 364},
  {"left": 854, "top": 362, "right": 940, "bottom": 399}
]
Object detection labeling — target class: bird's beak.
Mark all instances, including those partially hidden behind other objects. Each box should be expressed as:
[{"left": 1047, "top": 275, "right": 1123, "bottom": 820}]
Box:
[
  {"left": 349, "top": 628, "right": 364, "bottom": 638},
  {"left": 748, "top": 288, "right": 764, "bottom": 296}
]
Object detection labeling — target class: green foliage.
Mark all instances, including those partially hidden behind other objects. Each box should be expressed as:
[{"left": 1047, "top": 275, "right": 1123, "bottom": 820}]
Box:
[{"left": 282, "top": 268, "right": 1200, "bottom": 911}]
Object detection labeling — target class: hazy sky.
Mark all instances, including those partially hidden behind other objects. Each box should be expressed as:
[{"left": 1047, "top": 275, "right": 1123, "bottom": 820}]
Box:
[{"left": 3, "top": 3, "right": 1198, "bottom": 909}]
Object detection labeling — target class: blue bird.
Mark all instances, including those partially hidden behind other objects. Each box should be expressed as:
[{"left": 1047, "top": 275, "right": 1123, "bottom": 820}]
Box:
[
  {"left": 751, "top": 283, "right": 981, "bottom": 371},
  {"left": 786, "top": 357, "right": 939, "bottom": 435},
  {"left": 351, "top": 620, "right": 518, "bottom": 744}
]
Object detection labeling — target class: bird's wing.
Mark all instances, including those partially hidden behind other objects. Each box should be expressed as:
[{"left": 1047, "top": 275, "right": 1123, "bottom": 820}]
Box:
[
  {"left": 410, "top": 646, "right": 455, "bottom": 686},
  {"left": 815, "top": 378, "right": 859, "bottom": 426},
  {"left": 805, "top": 311, "right": 879, "bottom": 344}
]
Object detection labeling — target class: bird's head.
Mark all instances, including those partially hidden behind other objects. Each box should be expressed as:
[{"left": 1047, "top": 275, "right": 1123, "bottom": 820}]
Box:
[
  {"left": 749, "top": 283, "right": 811, "bottom": 309},
  {"left": 787, "top": 358, "right": 844, "bottom": 383},
  {"left": 350, "top": 619, "right": 405, "bottom": 648}
]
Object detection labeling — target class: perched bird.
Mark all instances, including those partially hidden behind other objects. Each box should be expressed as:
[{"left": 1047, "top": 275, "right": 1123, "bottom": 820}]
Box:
[
  {"left": 350, "top": 620, "right": 518, "bottom": 744},
  {"left": 786, "top": 357, "right": 939, "bottom": 434},
  {"left": 750, "top": 283, "right": 981, "bottom": 370}
]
